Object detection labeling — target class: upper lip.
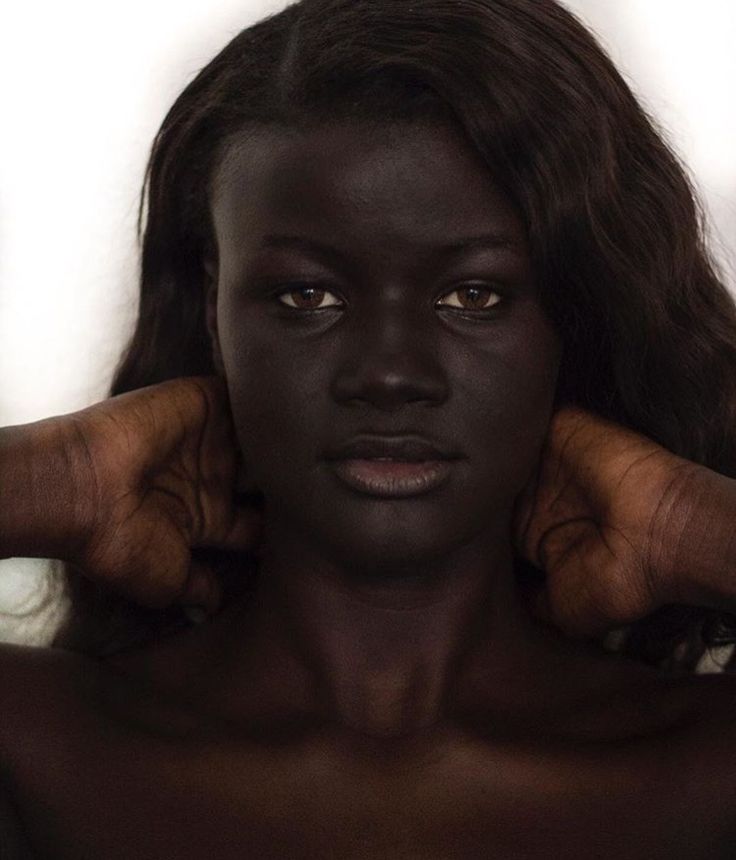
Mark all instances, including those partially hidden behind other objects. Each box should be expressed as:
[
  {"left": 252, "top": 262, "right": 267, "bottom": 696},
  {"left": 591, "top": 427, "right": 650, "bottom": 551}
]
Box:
[{"left": 326, "top": 435, "right": 461, "bottom": 462}]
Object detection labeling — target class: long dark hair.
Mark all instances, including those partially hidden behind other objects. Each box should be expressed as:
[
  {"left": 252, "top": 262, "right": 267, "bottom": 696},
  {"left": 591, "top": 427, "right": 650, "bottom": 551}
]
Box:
[{"left": 53, "top": 0, "right": 736, "bottom": 672}]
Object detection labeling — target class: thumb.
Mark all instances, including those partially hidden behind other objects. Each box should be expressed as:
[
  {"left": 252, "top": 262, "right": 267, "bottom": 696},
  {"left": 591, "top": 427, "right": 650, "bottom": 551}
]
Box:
[
  {"left": 180, "top": 559, "right": 222, "bottom": 615},
  {"left": 208, "top": 505, "right": 264, "bottom": 553}
]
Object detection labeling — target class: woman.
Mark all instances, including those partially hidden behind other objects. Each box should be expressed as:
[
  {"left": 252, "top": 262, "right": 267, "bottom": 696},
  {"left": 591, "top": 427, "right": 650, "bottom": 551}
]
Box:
[{"left": 3, "top": 0, "right": 736, "bottom": 855}]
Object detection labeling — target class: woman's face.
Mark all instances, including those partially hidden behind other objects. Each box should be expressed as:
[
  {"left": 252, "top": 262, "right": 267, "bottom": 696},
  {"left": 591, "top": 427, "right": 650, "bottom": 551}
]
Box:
[{"left": 207, "top": 119, "right": 562, "bottom": 573}]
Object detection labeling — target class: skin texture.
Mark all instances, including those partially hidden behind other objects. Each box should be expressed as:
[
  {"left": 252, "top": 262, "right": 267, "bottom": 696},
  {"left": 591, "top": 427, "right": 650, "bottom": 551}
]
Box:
[
  {"left": 209, "top": 119, "right": 561, "bottom": 576},
  {"left": 204, "top": 118, "right": 563, "bottom": 736},
  {"left": 4, "top": 120, "right": 736, "bottom": 858},
  {"left": 512, "top": 406, "right": 704, "bottom": 638}
]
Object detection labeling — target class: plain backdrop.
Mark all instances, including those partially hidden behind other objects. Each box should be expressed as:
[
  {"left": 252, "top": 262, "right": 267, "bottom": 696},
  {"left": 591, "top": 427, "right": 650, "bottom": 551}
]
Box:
[{"left": 1, "top": 0, "right": 735, "bottom": 641}]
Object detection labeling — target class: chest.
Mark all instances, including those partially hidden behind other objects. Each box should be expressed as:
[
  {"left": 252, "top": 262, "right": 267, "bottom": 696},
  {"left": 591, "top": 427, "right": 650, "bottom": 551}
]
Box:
[{"left": 12, "top": 728, "right": 736, "bottom": 860}]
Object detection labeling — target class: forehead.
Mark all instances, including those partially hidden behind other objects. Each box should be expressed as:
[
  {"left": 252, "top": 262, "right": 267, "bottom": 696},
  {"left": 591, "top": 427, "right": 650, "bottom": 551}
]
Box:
[{"left": 209, "top": 120, "right": 526, "bottom": 255}]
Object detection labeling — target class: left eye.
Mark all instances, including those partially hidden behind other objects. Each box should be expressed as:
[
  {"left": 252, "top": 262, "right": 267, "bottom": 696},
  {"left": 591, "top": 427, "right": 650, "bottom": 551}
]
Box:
[
  {"left": 276, "top": 285, "right": 343, "bottom": 310},
  {"left": 436, "top": 285, "right": 502, "bottom": 311}
]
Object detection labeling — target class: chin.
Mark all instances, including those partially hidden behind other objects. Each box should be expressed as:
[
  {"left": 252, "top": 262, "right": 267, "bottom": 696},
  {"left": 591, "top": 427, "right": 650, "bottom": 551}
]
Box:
[{"left": 311, "top": 514, "right": 487, "bottom": 575}]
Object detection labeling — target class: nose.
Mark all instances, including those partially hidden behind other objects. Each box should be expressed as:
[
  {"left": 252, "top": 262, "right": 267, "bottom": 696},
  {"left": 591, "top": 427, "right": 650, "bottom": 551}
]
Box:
[{"left": 330, "top": 302, "right": 449, "bottom": 412}]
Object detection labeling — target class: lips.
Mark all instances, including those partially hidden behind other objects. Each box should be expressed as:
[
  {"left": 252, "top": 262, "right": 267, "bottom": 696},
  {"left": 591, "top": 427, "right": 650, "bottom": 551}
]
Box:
[
  {"left": 325, "top": 435, "right": 460, "bottom": 463},
  {"left": 325, "top": 435, "right": 462, "bottom": 498}
]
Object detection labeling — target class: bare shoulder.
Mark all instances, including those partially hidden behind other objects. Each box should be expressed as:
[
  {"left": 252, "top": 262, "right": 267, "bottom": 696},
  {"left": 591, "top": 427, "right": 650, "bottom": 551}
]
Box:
[
  {"left": 651, "top": 670, "right": 736, "bottom": 787},
  {"left": 0, "top": 774, "right": 35, "bottom": 859},
  {"left": 615, "top": 661, "right": 736, "bottom": 739},
  {"left": 678, "top": 670, "right": 736, "bottom": 737},
  {"left": 0, "top": 641, "right": 103, "bottom": 768},
  {"left": 0, "top": 638, "right": 94, "bottom": 692},
  {"left": 0, "top": 643, "right": 92, "bottom": 854}
]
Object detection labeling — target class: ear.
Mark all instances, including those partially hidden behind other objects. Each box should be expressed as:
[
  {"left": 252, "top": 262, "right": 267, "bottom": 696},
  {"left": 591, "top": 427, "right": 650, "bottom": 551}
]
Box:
[{"left": 204, "top": 256, "right": 225, "bottom": 377}]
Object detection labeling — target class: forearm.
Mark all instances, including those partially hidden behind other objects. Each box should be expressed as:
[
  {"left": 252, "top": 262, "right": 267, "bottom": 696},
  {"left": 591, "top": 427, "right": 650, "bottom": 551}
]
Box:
[
  {"left": 666, "top": 465, "right": 736, "bottom": 613},
  {"left": 0, "top": 419, "right": 89, "bottom": 562}
]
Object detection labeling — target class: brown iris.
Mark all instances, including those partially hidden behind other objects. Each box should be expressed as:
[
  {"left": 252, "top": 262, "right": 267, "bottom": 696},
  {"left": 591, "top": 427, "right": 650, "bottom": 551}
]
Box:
[
  {"left": 460, "top": 286, "right": 491, "bottom": 309},
  {"left": 278, "top": 285, "right": 340, "bottom": 310},
  {"left": 279, "top": 285, "right": 499, "bottom": 312},
  {"left": 441, "top": 286, "right": 500, "bottom": 310},
  {"left": 292, "top": 287, "right": 325, "bottom": 309}
]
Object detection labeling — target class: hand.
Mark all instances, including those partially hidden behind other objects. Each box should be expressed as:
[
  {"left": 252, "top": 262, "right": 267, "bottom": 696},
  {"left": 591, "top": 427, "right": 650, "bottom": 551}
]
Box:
[
  {"left": 513, "top": 406, "right": 702, "bottom": 638},
  {"left": 59, "top": 376, "right": 262, "bottom": 611}
]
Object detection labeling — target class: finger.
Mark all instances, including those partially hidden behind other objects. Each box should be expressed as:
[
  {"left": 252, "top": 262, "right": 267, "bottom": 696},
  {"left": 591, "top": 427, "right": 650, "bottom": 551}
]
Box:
[
  {"left": 225, "top": 505, "right": 263, "bottom": 551},
  {"left": 511, "top": 463, "right": 544, "bottom": 566},
  {"left": 552, "top": 595, "right": 618, "bottom": 641},
  {"left": 206, "top": 505, "right": 264, "bottom": 553},
  {"left": 180, "top": 559, "right": 222, "bottom": 615},
  {"left": 526, "top": 580, "right": 614, "bottom": 640}
]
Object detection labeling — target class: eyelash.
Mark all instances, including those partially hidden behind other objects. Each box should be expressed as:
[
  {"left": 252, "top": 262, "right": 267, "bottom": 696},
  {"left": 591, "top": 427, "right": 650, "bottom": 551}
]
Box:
[{"left": 273, "top": 283, "right": 505, "bottom": 315}]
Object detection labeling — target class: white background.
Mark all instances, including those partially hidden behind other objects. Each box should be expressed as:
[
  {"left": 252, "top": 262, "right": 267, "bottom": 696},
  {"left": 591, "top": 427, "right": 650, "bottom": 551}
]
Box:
[{"left": 1, "top": 1, "right": 734, "bottom": 639}]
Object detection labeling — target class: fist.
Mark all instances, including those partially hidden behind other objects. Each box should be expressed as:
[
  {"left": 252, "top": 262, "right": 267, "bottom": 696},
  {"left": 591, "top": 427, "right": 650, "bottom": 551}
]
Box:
[
  {"left": 513, "top": 406, "right": 702, "bottom": 638},
  {"left": 61, "top": 376, "right": 262, "bottom": 610}
]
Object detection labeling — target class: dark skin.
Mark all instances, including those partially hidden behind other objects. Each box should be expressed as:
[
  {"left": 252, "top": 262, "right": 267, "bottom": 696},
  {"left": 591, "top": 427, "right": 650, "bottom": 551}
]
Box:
[
  {"left": 4, "top": 119, "right": 736, "bottom": 859},
  {"left": 205, "top": 118, "right": 562, "bottom": 737}
]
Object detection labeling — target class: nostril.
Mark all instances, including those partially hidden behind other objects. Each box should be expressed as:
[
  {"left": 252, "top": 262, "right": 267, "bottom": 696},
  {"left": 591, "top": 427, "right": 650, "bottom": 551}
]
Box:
[{"left": 331, "top": 364, "right": 449, "bottom": 411}]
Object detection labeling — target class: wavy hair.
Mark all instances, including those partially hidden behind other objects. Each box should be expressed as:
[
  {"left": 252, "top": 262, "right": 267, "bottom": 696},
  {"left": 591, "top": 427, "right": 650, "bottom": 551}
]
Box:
[{"left": 52, "top": 0, "right": 736, "bottom": 672}]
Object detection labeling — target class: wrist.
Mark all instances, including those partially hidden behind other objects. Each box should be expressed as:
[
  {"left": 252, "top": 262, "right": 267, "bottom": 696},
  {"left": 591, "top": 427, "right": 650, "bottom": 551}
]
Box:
[
  {"left": 0, "top": 418, "right": 95, "bottom": 563},
  {"left": 661, "top": 464, "right": 736, "bottom": 612}
]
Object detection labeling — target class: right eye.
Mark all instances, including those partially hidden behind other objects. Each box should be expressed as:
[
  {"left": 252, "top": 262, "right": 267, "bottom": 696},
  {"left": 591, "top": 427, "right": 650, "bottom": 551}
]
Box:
[{"left": 275, "top": 285, "right": 343, "bottom": 311}]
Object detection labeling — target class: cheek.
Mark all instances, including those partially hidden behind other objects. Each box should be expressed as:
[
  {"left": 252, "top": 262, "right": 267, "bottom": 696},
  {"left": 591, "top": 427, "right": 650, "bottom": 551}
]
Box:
[
  {"left": 220, "top": 333, "right": 325, "bottom": 492},
  {"left": 220, "top": 298, "right": 561, "bottom": 515},
  {"left": 455, "top": 314, "right": 561, "bottom": 498}
]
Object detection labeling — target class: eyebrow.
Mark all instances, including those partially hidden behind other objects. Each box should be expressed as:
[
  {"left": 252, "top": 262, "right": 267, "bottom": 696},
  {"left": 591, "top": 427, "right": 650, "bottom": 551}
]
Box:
[{"left": 258, "top": 232, "right": 523, "bottom": 262}]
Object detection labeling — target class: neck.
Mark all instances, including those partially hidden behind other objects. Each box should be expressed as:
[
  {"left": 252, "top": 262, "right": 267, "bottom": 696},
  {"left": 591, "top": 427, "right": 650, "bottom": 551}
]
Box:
[{"left": 214, "top": 518, "right": 541, "bottom": 738}]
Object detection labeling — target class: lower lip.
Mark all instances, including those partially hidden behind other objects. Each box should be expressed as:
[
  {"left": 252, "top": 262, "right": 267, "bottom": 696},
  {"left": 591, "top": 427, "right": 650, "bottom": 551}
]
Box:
[{"left": 330, "top": 459, "right": 455, "bottom": 498}]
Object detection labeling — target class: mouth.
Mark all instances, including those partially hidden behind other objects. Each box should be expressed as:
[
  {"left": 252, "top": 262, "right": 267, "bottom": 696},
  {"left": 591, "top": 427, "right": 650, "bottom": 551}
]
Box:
[
  {"left": 326, "top": 434, "right": 459, "bottom": 463},
  {"left": 325, "top": 435, "right": 462, "bottom": 498},
  {"left": 329, "top": 457, "right": 457, "bottom": 498}
]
